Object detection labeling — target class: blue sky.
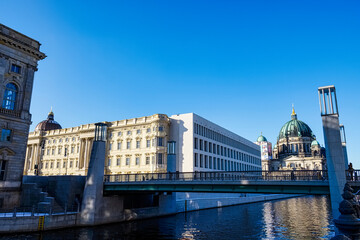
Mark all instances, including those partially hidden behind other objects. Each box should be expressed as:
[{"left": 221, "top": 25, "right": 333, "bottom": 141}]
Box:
[{"left": 1, "top": 1, "right": 360, "bottom": 166}]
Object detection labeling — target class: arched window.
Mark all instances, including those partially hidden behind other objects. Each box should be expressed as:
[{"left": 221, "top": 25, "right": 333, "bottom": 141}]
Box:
[{"left": 2, "top": 83, "right": 17, "bottom": 110}]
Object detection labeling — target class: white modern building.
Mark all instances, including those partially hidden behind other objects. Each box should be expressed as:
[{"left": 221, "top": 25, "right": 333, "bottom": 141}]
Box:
[{"left": 170, "top": 113, "right": 261, "bottom": 173}]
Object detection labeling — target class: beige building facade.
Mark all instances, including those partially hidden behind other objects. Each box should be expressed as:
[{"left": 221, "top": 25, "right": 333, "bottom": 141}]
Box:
[{"left": 25, "top": 112, "right": 170, "bottom": 176}]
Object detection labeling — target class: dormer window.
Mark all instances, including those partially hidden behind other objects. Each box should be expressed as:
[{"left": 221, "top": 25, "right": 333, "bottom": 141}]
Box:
[{"left": 10, "top": 64, "right": 21, "bottom": 74}]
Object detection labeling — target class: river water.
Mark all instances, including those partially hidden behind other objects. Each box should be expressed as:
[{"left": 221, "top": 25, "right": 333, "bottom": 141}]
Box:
[{"left": 1, "top": 195, "right": 335, "bottom": 240}]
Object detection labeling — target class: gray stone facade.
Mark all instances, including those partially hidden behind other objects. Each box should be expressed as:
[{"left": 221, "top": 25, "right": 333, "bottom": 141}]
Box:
[{"left": 0, "top": 24, "right": 45, "bottom": 209}]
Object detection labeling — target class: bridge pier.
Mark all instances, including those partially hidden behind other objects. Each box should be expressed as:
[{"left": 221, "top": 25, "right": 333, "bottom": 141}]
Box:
[
  {"left": 80, "top": 123, "right": 124, "bottom": 225},
  {"left": 318, "top": 86, "right": 347, "bottom": 218}
]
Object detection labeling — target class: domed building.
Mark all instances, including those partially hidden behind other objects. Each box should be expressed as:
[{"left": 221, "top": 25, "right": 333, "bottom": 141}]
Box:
[
  {"left": 255, "top": 133, "right": 272, "bottom": 170},
  {"left": 267, "top": 108, "right": 326, "bottom": 171},
  {"left": 35, "top": 109, "right": 62, "bottom": 132}
]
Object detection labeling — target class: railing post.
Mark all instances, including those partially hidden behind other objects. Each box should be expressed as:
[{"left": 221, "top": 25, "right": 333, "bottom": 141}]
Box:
[{"left": 31, "top": 206, "right": 35, "bottom": 216}]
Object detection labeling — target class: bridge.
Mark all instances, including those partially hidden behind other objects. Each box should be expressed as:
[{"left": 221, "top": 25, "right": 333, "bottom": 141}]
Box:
[{"left": 103, "top": 170, "right": 360, "bottom": 195}]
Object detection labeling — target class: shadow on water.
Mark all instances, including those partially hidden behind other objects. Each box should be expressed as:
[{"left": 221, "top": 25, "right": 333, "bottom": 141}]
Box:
[{"left": 1, "top": 195, "right": 335, "bottom": 240}]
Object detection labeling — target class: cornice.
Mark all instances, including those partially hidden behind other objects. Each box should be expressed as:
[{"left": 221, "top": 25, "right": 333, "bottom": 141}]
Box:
[{"left": 0, "top": 32, "right": 46, "bottom": 60}]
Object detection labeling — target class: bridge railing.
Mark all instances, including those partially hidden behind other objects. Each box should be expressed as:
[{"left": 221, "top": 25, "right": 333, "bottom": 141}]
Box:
[
  {"left": 346, "top": 170, "right": 360, "bottom": 181},
  {"left": 104, "top": 170, "right": 329, "bottom": 183}
]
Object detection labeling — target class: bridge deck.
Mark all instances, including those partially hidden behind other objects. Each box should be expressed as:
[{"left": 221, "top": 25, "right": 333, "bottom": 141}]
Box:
[{"left": 103, "top": 170, "right": 360, "bottom": 195}]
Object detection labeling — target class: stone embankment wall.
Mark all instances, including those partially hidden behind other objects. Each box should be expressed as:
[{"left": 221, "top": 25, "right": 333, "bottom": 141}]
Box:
[
  {"left": 0, "top": 194, "right": 302, "bottom": 233},
  {"left": 0, "top": 213, "right": 77, "bottom": 233},
  {"left": 176, "top": 194, "right": 303, "bottom": 212}
]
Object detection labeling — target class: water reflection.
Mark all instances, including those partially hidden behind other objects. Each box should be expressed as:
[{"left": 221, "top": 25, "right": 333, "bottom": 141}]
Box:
[{"left": 1, "top": 195, "right": 335, "bottom": 240}]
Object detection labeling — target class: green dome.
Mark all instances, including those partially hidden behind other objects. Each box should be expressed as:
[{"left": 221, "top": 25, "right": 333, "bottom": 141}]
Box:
[
  {"left": 311, "top": 140, "right": 320, "bottom": 146},
  {"left": 257, "top": 135, "right": 267, "bottom": 142},
  {"left": 278, "top": 110, "right": 315, "bottom": 140}
]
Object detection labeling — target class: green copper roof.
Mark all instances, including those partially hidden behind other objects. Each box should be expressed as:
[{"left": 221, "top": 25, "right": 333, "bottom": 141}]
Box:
[
  {"left": 311, "top": 140, "right": 320, "bottom": 146},
  {"left": 257, "top": 135, "right": 267, "bottom": 142},
  {"left": 278, "top": 111, "right": 315, "bottom": 140}
]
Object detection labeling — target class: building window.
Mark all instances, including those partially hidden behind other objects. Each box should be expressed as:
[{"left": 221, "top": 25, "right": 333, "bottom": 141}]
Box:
[
  {"left": 45, "top": 162, "right": 48, "bottom": 169},
  {"left": 200, "top": 154, "right": 203, "bottom": 168},
  {"left": 117, "top": 158, "right": 121, "bottom": 166},
  {"left": 58, "top": 148, "right": 61, "bottom": 155},
  {"left": 136, "top": 157, "right": 140, "bottom": 165},
  {"left": 56, "top": 162, "right": 60, "bottom": 168},
  {"left": 63, "top": 162, "right": 66, "bottom": 168},
  {"left": 209, "top": 156, "right": 212, "bottom": 169},
  {"left": 127, "top": 141, "right": 131, "bottom": 149},
  {"left": 64, "top": 147, "right": 68, "bottom": 156},
  {"left": 0, "top": 161, "right": 6, "bottom": 180},
  {"left": 152, "top": 138, "right": 155, "bottom": 147},
  {"left": 147, "top": 128, "right": 151, "bottom": 133},
  {"left": 199, "top": 139, "right": 203, "bottom": 151},
  {"left": 136, "top": 129, "right": 141, "bottom": 134},
  {"left": 118, "top": 132, "right": 122, "bottom": 136},
  {"left": 136, "top": 141, "right": 140, "bottom": 149},
  {"left": 70, "top": 161, "right": 73, "bottom": 168},
  {"left": 204, "top": 141, "right": 208, "bottom": 152},
  {"left": 205, "top": 155, "right": 208, "bottom": 168},
  {"left": 159, "top": 126, "right": 164, "bottom": 132},
  {"left": 127, "top": 131, "right": 131, "bottom": 135},
  {"left": 157, "top": 153, "right": 163, "bottom": 165},
  {"left": 72, "top": 137, "right": 75, "bottom": 142},
  {"left": 194, "top": 138, "right": 198, "bottom": 149},
  {"left": 0, "top": 129, "right": 11, "bottom": 142},
  {"left": 209, "top": 143, "right": 212, "bottom": 153},
  {"left": 65, "top": 138, "right": 69, "bottom": 142},
  {"left": 158, "top": 137, "right": 164, "bottom": 147},
  {"left": 126, "top": 158, "right": 130, "bottom": 166},
  {"left": 52, "top": 149, "right": 55, "bottom": 155},
  {"left": 108, "top": 158, "right": 111, "bottom": 166},
  {"left": 109, "top": 143, "right": 112, "bottom": 151},
  {"left": 10, "top": 64, "right": 21, "bottom": 74},
  {"left": 2, "top": 83, "right": 18, "bottom": 110},
  {"left": 194, "top": 153, "right": 198, "bottom": 167},
  {"left": 117, "top": 142, "right": 121, "bottom": 150},
  {"left": 146, "top": 157, "right": 150, "bottom": 165},
  {"left": 146, "top": 140, "right": 150, "bottom": 148},
  {"left": 50, "top": 162, "right": 53, "bottom": 168},
  {"left": 71, "top": 146, "right": 74, "bottom": 153}
]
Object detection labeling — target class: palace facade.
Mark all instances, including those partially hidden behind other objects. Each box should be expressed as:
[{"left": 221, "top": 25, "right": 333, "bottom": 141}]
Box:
[{"left": 24, "top": 112, "right": 261, "bottom": 176}]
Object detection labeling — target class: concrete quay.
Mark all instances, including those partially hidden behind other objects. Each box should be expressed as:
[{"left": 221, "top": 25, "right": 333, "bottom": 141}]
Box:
[{"left": 0, "top": 193, "right": 301, "bottom": 234}]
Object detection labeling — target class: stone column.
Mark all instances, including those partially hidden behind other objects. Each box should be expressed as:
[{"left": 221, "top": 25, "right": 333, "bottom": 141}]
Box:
[{"left": 79, "top": 139, "right": 85, "bottom": 169}]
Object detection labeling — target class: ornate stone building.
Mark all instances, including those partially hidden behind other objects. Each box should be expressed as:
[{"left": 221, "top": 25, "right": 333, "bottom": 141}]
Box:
[
  {"left": 25, "top": 112, "right": 261, "bottom": 176},
  {"left": 255, "top": 134, "right": 272, "bottom": 171},
  {"left": 0, "top": 24, "right": 45, "bottom": 209},
  {"left": 260, "top": 108, "right": 326, "bottom": 171},
  {"left": 25, "top": 112, "right": 170, "bottom": 176}
]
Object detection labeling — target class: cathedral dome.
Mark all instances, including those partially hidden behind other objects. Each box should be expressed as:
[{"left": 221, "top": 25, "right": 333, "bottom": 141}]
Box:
[
  {"left": 257, "top": 134, "right": 267, "bottom": 142},
  {"left": 278, "top": 108, "right": 314, "bottom": 140},
  {"left": 35, "top": 109, "right": 62, "bottom": 131}
]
